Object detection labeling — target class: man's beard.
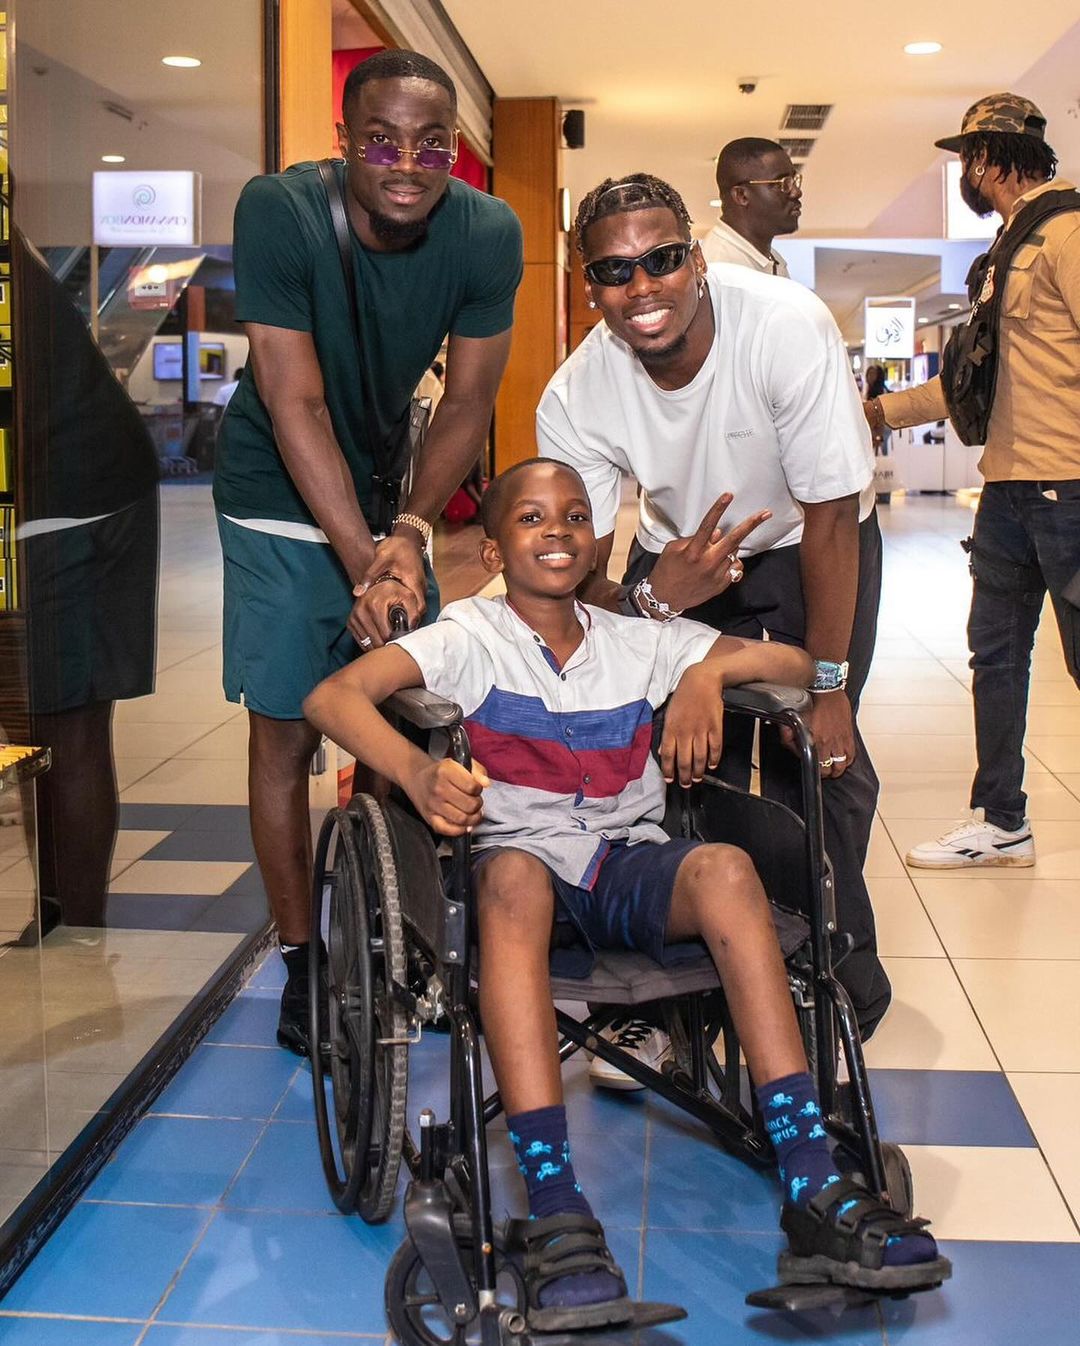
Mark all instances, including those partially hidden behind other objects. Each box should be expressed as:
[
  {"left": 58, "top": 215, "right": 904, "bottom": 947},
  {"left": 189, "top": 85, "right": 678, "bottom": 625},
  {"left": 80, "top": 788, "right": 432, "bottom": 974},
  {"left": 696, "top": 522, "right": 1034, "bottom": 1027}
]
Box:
[
  {"left": 636, "top": 331, "right": 689, "bottom": 368},
  {"left": 367, "top": 210, "right": 431, "bottom": 247},
  {"left": 959, "top": 172, "right": 994, "bottom": 219}
]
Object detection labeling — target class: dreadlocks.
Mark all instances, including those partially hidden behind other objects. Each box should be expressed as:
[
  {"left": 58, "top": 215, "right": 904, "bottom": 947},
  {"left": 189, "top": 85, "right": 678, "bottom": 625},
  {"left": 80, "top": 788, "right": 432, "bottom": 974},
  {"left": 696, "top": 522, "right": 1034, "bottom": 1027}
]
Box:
[
  {"left": 574, "top": 174, "right": 693, "bottom": 253},
  {"left": 960, "top": 131, "right": 1057, "bottom": 184}
]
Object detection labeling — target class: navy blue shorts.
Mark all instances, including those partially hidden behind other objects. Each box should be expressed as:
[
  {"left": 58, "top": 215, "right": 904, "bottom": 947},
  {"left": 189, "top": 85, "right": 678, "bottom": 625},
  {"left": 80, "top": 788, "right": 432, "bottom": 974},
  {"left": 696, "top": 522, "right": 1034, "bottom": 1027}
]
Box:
[{"left": 475, "top": 838, "right": 704, "bottom": 974}]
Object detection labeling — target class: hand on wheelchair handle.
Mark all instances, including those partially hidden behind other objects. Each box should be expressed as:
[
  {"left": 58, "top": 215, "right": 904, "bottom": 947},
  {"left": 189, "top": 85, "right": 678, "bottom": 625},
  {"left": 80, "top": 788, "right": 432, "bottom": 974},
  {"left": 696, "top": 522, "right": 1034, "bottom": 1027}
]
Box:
[
  {"left": 648, "top": 495, "right": 772, "bottom": 613},
  {"left": 405, "top": 756, "right": 491, "bottom": 836},
  {"left": 349, "top": 537, "right": 428, "bottom": 648}
]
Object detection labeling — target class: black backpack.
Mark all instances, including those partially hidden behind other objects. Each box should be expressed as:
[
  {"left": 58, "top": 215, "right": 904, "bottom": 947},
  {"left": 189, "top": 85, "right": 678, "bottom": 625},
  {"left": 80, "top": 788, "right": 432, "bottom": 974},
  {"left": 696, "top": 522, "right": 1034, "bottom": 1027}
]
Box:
[{"left": 941, "top": 187, "right": 1080, "bottom": 445}]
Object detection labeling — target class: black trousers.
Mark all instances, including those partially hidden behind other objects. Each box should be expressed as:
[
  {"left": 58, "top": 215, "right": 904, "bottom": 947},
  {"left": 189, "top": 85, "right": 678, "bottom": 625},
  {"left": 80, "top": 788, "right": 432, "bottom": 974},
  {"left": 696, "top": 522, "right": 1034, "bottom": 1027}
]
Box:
[{"left": 624, "top": 514, "right": 891, "bottom": 1038}]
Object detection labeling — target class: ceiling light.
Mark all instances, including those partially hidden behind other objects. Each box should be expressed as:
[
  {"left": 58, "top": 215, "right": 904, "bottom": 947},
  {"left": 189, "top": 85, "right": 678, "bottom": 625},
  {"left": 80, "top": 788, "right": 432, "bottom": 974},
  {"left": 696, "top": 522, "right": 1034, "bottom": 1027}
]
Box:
[
  {"left": 904, "top": 41, "right": 942, "bottom": 55},
  {"left": 708, "top": 198, "right": 721, "bottom": 208},
  {"left": 162, "top": 55, "right": 201, "bottom": 68},
  {"left": 100, "top": 154, "right": 126, "bottom": 163},
  {"left": 918, "top": 317, "right": 929, "bottom": 323},
  {"left": 948, "top": 302, "right": 962, "bottom": 310}
]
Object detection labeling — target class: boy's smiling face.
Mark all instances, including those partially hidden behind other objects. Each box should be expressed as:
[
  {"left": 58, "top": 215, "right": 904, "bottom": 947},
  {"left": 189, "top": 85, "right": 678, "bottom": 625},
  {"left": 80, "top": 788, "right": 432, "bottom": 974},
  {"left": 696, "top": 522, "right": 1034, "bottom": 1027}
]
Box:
[{"left": 480, "top": 462, "right": 597, "bottom": 600}]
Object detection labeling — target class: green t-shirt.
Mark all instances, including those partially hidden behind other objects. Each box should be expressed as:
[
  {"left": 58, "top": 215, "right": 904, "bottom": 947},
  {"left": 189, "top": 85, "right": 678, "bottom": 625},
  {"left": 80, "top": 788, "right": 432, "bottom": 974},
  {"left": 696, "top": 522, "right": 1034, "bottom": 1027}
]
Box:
[{"left": 214, "top": 164, "right": 523, "bottom": 524}]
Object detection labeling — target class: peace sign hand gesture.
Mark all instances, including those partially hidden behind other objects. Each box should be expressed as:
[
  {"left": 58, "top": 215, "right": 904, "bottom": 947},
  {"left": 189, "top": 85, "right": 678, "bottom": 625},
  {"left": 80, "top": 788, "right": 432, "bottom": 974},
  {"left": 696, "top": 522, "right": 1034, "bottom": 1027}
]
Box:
[{"left": 645, "top": 494, "right": 772, "bottom": 615}]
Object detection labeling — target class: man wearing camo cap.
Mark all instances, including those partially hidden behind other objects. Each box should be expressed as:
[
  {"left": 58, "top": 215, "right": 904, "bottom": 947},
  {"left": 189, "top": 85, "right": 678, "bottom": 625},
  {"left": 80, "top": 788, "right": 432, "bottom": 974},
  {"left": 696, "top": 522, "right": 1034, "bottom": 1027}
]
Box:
[{"left": 866, "top": 94, "right": 1080, "bottom": 870}]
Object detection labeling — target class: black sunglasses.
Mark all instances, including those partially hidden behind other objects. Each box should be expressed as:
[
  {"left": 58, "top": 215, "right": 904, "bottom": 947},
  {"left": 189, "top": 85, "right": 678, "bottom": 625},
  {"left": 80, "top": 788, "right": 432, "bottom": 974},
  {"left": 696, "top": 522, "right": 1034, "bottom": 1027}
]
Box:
[{"left": 584, "top": 241, "right": 694, "bottom": 288}]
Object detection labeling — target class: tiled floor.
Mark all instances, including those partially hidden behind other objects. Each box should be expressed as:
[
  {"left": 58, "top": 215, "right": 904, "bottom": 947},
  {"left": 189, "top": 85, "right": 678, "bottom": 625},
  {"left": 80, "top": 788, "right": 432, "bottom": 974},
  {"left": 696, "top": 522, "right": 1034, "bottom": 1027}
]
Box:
[{"left": 2, "top": 491, "right": 1079, "bottom": 1344}]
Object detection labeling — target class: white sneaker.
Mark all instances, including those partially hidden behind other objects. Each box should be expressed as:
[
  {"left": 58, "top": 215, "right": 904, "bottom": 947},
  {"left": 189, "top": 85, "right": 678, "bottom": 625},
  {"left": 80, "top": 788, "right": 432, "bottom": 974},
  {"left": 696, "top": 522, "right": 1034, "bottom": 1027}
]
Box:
[
  {"left": 905, "top": 816, "right": 1035, "bottom": 869},
  {"left": 588, "top": 1018, "right": 671, "bottom": 1091}
]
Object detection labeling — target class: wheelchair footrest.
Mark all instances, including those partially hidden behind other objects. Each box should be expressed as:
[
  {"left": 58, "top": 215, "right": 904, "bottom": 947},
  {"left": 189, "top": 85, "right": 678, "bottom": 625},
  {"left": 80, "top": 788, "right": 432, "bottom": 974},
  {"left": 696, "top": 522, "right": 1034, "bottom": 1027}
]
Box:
[
  {"left": 519, "top": 1299, "right": 687, "bottom": 1342},
  {"left": 746, "top": 1279, "right": 941, "bottom": 1313}
]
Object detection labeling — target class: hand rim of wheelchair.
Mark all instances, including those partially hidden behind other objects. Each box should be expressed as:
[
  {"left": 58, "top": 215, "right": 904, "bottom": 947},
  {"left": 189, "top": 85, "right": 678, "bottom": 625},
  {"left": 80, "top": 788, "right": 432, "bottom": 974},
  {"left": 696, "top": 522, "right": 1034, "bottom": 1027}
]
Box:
[{"left": 309, "top": 795, "right": 409, "bottom": 1221}]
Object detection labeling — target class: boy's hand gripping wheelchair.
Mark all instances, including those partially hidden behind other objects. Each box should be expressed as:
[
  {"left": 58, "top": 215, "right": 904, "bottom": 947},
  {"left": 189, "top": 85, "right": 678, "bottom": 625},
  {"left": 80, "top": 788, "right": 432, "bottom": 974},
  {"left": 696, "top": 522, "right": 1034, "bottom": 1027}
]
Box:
[{"left": 308, "top": 678, "right": 944, "bottom": 1344}]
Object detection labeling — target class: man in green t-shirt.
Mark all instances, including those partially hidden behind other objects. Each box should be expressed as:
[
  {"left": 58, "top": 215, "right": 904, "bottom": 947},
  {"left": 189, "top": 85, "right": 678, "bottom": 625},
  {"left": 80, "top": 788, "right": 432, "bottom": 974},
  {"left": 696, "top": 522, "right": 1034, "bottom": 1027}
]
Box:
[{"left": 215, "top": 49, "right": 523, "bottom": 1055}]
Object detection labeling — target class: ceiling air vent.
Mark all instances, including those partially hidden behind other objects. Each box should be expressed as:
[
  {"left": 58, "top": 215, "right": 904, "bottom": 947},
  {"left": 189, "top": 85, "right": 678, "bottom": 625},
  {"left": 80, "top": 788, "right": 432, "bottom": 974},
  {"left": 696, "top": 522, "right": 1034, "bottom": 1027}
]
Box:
[
  {"left": 781, "top": 104, "right": 832, "bottom": 132},
  {"left": 778, "top": 138, "right": 816, "bottom": 160}
]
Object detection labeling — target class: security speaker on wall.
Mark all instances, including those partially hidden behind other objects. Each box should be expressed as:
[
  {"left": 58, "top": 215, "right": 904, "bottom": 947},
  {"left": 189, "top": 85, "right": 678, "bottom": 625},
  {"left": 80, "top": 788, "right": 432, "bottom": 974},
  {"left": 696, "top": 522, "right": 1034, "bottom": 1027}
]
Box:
[{"left": 563, "top": 110, "right": 586, "bottom": 150}]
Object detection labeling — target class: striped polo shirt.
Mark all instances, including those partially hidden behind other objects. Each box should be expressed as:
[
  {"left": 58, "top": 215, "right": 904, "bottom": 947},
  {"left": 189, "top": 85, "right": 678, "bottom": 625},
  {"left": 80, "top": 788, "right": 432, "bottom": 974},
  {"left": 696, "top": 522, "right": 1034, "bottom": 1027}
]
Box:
[{"left": 396, "top": 596, "right": 718, "bottom": 888}]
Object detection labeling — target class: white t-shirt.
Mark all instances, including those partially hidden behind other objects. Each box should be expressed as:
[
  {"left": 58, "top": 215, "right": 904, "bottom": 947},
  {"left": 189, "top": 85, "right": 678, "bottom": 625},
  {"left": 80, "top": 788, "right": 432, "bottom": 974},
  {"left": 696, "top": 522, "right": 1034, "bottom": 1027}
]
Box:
[
  {"left": 700, "top": 219, "right": 791, "bottom": 277},
  {"left": 537, "top": 264, "right": 875, "bottom": 556}
]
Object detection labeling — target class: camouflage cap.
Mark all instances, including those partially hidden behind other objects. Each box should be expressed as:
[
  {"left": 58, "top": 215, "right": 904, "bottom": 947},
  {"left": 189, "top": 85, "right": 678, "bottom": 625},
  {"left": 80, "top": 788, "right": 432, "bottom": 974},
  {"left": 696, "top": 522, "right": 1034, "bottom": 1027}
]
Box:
[{"left": 935, "top": 93, "right": 1047, "bottom": 152}]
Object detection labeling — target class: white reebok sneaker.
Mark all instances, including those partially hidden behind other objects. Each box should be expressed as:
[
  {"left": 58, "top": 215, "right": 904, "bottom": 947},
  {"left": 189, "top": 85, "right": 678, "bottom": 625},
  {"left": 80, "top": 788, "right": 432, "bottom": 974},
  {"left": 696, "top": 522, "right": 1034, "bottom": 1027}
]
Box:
[
  {"left": 588, "top": 1018, "right": 671, "bottom": 1091},
  {"left": 905, "top": 817, "right": 1035, "bottom": 869}
]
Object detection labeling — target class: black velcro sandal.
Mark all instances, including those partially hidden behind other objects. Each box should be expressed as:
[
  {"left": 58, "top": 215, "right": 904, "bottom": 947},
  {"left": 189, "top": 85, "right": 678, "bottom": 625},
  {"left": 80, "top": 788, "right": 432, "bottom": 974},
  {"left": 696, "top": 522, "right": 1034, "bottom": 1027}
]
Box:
[
  {"left": 504, "top": 1212, "right": 634, "bottom": 1332},
  {"left": 779, "top": 1178, "right": 953, "bottom": 1292}
]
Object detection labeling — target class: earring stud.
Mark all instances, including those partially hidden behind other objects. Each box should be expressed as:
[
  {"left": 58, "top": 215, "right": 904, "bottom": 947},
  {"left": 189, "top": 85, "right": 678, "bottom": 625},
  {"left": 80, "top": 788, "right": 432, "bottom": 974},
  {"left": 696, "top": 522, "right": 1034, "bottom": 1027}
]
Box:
[{"left": 587, "top": 300, "right": 597, "bottom": 309}]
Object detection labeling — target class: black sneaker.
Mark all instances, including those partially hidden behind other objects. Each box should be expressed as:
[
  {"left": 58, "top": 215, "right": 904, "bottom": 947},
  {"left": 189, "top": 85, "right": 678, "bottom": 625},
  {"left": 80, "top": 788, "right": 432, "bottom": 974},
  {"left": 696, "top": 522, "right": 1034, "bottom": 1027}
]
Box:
[{"left": 277, "top": 946, "right": 329, "bottom": 1057}]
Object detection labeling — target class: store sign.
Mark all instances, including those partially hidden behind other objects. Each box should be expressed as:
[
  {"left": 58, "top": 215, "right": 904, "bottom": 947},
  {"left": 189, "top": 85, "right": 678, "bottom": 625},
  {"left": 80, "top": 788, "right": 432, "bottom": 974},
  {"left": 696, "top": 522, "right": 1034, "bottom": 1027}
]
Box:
[
  {"left": 864, "top": 296, "right": 916, "bottom": 360},
  {"left": 92, "top": 171, "right": 201, "bottom": 246}
]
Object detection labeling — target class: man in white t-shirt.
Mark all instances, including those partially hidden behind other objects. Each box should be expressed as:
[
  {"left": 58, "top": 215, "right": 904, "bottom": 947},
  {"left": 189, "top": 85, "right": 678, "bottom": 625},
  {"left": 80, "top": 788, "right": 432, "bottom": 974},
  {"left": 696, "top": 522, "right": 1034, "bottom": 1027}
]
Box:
[
  {"left": 538, "top": 173, "right": 888, "bottom": 1049},
  {"left": 700, "top": 138, "right": 799, "bottom": 277}
]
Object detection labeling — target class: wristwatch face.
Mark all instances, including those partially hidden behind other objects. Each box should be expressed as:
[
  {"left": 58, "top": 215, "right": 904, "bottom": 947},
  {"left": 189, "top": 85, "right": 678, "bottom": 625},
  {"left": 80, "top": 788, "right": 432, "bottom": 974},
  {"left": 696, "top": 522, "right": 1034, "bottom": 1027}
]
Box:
[{"left": 813, "top": 659, "right": 849, "bottom": 690}]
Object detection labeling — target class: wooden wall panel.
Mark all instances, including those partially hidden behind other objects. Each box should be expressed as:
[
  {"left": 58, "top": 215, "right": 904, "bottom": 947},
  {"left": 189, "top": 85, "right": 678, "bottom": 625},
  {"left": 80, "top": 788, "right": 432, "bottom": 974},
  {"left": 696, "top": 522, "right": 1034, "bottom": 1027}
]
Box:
[
  {"left": 280, "top": 0, "right": 333, "bottom": 168},
  {"left": 492, "top": 98, "right": 564, "bottom": 474}
]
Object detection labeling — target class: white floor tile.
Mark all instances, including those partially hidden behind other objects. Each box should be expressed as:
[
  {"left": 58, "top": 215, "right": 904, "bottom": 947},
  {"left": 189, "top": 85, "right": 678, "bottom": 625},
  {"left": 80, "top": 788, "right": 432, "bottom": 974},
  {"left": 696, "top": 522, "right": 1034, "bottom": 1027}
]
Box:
[
  {"left": 917, "top": 878, "right": 1080, "bottom": 959},
  {"left": 108, "top": 860, "right": 251, "bottom": 896},
  {"left": 866, "top": 876, "right": 945, "bottom": 958},
  {"left": 954, "top": 959, "right": 1080, "bottom": 1071},
  {"left": 864, "top": 958, "right": 997, "bottom": 1071},
  {"left": 1007, "top": 1073, "right": 1080, "bottom": 1223},
  {"left": 904, "top": 1145, "right": 1078, "bottom": 1242}
]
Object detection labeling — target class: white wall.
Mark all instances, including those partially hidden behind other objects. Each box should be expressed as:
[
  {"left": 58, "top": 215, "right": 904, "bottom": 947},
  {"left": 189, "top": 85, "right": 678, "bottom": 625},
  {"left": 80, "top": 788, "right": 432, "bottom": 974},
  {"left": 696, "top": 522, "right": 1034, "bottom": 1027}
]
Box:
[{"left": 128, "top": 332, "right": 249, "bottom": 407}]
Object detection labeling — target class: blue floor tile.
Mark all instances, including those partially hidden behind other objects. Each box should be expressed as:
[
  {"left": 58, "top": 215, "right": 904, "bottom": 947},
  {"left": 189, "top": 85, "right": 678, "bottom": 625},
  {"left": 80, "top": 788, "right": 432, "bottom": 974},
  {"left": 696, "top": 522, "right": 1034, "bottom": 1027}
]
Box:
[
  {"left": 105, "top": 893, "right": 216, "bottom": 932},
  {"left": 643, "top": 1229, "right": 885, "bottom": 1345},
  {"left": 176, "top": 805, "right": 258, "bottom": 833},
  {"left": 1, "top": 1202, "right": 211, "bottom": 1319},
  {"left": 148, "top": 1327, "right": 381, "bottom": 1345},
  {"left": 881, "top": 1240, "right": 1080, "bottom": 1345},
  {"left": 271, "top": 1060, "right": 325, "bottom": 1124},
  {"left": 143, "top": 831, "right": 258, "bottom": 864},
  {"left": 0, "top": 1318, "right": 143, "bottom": 1345},
  {"left": 189, "top": 892, "right": 269, "bottom": 935},
  {"left": 222, "top": 869, "right": 268, "bottom": 898},
  {"left": 247, "top": 953, "right": 287, "bottom": 992},
  {"left": 161, "top": 1209, "right": 400, "bottom": 1334},
  {"left": 868, "top": 1070, "right": 1035, "bottom": 1148},
  {"left": 85, "top": 1116, "right": 264, "bottom": 1206},
  {"left": 152, "top": 1044, "right": 298, "bottom": 1120},
  {"left": 205, "top": 991, "right": 281, "bottom": 1047},
  {"left": 645, "top": 1116, "right": 780, "bottom": 1233},
  {"left": 225, "top": 1122, "right": 335, "bottom": 1214}
]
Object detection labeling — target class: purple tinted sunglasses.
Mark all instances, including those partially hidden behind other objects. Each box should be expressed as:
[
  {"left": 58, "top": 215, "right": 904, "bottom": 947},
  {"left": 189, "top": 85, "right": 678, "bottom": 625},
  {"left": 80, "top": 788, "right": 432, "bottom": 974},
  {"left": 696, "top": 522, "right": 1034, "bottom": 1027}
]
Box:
[{"left": 352, "top": 130, "right": 459, "bottom": 171}]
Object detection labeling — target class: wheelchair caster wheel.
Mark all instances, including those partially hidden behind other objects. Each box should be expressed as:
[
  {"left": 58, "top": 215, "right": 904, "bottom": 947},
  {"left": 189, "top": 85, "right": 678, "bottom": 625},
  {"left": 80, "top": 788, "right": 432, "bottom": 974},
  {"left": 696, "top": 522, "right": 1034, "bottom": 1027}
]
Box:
[
  {"left": 310, "top": 795, "right": 409, "bottom": 1222},
  {"left": 385, "top": 1220, "right": 527, "bottom": 1346}
]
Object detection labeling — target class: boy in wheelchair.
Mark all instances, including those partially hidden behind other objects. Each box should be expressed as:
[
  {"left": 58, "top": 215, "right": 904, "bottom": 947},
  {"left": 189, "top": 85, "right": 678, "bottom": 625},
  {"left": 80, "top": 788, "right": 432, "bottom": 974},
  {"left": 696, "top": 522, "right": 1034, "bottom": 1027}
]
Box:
[{"left": 304, "top": 458, "right": 949, "bottom": 1333}]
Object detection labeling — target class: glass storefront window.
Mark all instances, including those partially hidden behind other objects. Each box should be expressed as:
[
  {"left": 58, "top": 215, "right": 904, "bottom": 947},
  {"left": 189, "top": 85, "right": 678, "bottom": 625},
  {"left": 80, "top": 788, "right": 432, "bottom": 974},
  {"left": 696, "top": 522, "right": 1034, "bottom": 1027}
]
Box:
[{"left": 1, "top": 0, "right": 270, "bottom": 1266}]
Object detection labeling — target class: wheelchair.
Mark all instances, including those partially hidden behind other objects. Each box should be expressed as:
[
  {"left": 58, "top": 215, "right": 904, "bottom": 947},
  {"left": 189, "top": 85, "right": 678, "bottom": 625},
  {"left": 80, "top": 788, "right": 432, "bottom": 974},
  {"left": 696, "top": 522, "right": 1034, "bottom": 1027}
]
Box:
[{"left": 308, "top": 679, "right": 940, "bottom": 1344}]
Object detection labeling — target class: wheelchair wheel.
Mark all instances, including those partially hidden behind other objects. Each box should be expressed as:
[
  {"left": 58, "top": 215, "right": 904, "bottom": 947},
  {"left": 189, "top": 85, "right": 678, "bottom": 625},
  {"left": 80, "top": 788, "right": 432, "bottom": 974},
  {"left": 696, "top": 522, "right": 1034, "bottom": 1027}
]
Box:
[
  {"left": 385, "top": 1219, "right": 527, "bottom": 1346},
  {"left": 310, "top": 795, "right": 408, "bottom": 1222}
]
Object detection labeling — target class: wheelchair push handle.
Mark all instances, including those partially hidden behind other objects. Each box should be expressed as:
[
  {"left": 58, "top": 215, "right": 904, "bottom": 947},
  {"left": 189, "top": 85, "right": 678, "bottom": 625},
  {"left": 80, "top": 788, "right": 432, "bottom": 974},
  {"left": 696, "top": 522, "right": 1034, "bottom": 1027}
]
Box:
[{"left": 389, "top": 604, "right": 410, "bottom": 636}]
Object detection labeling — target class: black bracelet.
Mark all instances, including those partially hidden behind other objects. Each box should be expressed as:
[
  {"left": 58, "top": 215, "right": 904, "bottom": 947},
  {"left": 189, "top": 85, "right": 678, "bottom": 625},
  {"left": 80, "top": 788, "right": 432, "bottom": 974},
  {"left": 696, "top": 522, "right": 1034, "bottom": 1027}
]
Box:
[{"left": 373, "top": 572, "right": 404, "bottom": 586}]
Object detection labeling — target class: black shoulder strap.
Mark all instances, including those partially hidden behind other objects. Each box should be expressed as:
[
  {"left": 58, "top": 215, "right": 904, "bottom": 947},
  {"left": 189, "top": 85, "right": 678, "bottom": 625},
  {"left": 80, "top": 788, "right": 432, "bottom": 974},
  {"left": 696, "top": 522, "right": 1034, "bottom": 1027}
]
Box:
[
  {"left": 316, "top": 158, "right": 361, "bottom": 349},
  {"left": 987, "top": 188, "right": 1080, "bottom": 291}
]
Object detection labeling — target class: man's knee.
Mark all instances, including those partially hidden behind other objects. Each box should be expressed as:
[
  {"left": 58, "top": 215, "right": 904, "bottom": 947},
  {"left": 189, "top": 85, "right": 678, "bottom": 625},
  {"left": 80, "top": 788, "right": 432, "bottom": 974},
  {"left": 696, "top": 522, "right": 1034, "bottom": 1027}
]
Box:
[{"left": 249, "top": 711, "right": 321, "bottom": 774}]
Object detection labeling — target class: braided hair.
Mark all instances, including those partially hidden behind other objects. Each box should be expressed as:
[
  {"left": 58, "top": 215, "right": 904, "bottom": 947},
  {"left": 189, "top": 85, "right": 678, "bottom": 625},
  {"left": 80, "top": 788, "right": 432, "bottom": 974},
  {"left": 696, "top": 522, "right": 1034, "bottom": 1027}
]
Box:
[
  {"left": 960, "top": 131, "right": 1056, "bottom": 183},
  {"left": 574, "top": 174, "right": 693, "bottom": 254}
]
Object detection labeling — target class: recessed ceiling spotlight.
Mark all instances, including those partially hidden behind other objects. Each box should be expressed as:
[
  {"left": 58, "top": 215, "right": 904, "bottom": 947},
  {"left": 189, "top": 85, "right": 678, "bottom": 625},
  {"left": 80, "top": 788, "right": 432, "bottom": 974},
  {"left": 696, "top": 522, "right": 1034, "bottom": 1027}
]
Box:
[
  {"left": 918, "top": 317, "right": 929, "bottom": 323},
  {"left": 162, "top": 55, "right": 201, "bottom": 68},
  {"left": 101, "top": 154, "right": 126, "bottom": 163},
  {"left": 708, "top": 197, "right": 722, "bottom": 208},
  {"left": 904, "top": 41, "right": 942, "bottom": 55},
  {"left": 948, "top": 302, "right": 962, "bottom": 309}
]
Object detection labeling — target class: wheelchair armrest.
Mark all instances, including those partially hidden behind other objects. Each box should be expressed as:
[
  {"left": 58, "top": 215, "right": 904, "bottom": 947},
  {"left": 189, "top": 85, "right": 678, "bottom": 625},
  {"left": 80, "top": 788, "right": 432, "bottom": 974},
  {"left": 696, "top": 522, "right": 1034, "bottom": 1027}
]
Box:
[
  {"left": 722, "top": 682, "right": 812, "bottom": 719},
  {"left": 384, "top": 687, "right": 464, "bottom": 730}
]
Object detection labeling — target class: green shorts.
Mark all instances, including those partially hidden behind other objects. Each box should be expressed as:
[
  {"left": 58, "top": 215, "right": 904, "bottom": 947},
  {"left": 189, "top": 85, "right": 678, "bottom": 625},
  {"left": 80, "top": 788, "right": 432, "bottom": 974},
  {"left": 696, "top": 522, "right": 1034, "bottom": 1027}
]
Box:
[{"left": 217, "top": 514, "right": 440, "bottom": 720}]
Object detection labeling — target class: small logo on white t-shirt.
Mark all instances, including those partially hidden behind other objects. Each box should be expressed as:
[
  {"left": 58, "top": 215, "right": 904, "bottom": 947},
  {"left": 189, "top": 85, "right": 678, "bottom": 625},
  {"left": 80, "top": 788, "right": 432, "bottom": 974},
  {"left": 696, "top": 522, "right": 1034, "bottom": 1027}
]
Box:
[{"left": 726, "top": 428, "right": 755, "bottom": 440}]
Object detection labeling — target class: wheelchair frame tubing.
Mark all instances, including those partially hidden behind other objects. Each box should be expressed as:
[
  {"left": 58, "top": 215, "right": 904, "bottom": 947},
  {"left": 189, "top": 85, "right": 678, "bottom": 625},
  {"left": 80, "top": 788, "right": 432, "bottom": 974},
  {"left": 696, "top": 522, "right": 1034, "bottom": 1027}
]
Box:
[{"left": 443, "top": 724, "right": 500, "bottom": 1306}]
